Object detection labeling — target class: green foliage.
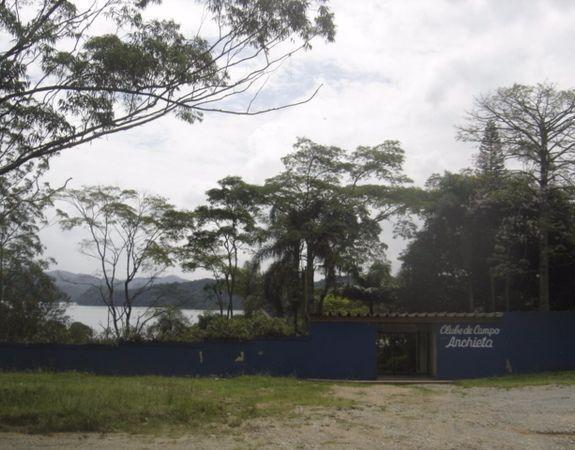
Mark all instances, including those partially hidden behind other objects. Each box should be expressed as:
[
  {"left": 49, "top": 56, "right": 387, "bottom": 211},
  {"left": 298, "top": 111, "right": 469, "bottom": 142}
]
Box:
[
  {"left": 474, "top": 120, "right": 505, "bottom": 180},
  {"left": 66, "top": 322, "right": 94, "bottom": 344},
  {"left": 151, "top": 312, "right": 294, "bottom": 342},
  {"left": 398, "top": 169, "right": 575, "bottom": 312},
  {"left": 58, "top": 185, "right": 176, "bottom": 340},
  {"left": 235, "top": 259, "right": 265, "bottom": 316},
  {"left": 202, "top": 313, "right": 293, "bottom": 340},
  {"left": 0, "top": 372, "right": 349, "bottom": 433},
  {"left": 261, "top": 137, "right": 412, "bottom": 318},
  {"left": 458, "top": 82, "right": 575, "bottom": 311},
  {"left": 457, "top": 371, "right": 575, "bottom": 388},
  {"left": 399, "top": 171, "right": 515, "bottom": 312},
  {"left": 146, "top": 306, "right": 191, "bottom": 341},
  {"left": 322, "top": 294, "right": 369, "bottom": 315},
  {"left": 0, "top": 259, "right": 69, "bottom": 343},
  {"left": 0, "top": 158, "right": 66, "bottom": 343},
  {"left": 0, "top": 0, "right": 335, "bottom": 177},
  {"left": 340, "top": 260, "right": 397, "bottom": 313},
  {"left": 178, "top": 177, "right": 264, "bottom": 318}
]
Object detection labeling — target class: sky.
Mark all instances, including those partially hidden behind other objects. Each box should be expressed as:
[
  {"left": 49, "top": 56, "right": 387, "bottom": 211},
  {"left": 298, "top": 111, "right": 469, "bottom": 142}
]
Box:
[{"left": 39, "top": 0, "right": 575, "bottom": 279}]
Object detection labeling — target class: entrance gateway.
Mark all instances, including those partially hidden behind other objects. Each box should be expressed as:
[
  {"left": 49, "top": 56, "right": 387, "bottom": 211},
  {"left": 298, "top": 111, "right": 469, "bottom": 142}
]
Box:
[
  {"left": 310, "top": 311, "right": 512, "bottom": 379},
  {"left": 377, "top": 326, "right": 430, "bottom": 377}
]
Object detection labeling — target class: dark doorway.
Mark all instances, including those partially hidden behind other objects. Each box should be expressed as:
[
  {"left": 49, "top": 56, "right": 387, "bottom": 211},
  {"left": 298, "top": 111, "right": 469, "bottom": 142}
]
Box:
[{"left": 376, "top": 331, "right": 429, "bottom": 376}]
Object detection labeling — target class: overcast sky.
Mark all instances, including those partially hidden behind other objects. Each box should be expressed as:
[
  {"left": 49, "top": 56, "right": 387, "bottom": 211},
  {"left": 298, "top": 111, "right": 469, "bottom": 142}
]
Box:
[{"left": 39, "top": 0, "right": 575, "bottom": 278}]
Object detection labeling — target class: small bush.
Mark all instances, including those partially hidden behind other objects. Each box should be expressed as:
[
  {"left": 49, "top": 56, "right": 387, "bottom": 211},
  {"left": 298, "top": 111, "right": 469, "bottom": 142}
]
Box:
[
  {"left": 323, "top": 294, "right": 369, "bottom": 315},
  {"left": 198, "top": 312, "right": 294, "bottom": 341},
  {"left": 66, "top": 322, "right": 93, "bottom": 343},
  {"left": 150, "top": 311, "right": 294, "bottom": 342},
  {"left": 146, "top": 307, "right": 191, "bottom": 341}
]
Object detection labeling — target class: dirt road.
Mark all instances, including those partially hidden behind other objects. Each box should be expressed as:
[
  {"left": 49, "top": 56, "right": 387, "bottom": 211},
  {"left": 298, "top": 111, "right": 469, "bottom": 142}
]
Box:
[{"left": 1, "top": 383, "right": 574, "bottom": 449}]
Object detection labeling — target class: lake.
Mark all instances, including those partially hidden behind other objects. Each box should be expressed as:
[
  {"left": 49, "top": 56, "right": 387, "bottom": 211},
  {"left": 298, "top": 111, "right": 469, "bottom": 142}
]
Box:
[{"left": 65, "top": 304, "right": 213, "bottom": 331}]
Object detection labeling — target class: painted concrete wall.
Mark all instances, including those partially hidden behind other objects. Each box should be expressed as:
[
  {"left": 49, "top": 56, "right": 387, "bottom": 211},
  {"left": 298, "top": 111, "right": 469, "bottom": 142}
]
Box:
[
  {"left": 0, "top": 312, "right": 573, "bottom": 379},
  {"left": 0, "top": 338, "right": 310, "bottom": 377},
  {"left": 435, "top": 312, "right": 575, "bottom": 379},
  {"left": 0, "top": 323, "right": 378, "bottom": 380},
  {"left": 305, "top": 321, "right": 377, "bottom": 379}
]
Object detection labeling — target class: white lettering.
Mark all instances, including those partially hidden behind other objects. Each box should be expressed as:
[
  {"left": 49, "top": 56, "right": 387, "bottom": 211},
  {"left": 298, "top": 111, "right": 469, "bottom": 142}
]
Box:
[
  {"left": 445, "top": 336, "right": 494, "bottom": 349},
  {"left": 442, "top": 324, "right": 499, "bottom": 349}
]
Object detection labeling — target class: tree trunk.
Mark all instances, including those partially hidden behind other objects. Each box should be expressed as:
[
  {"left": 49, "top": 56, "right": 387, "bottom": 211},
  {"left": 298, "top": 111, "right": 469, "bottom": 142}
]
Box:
[
  {"left": 0, "top": 248, "right": 5, "bottom": 305},
  {"left": 538, "top": 154, "right": 551, "bottom": 312},
  {"left": 293, "top": 302, "right": 299, "bottom": 334},
  {"left": 467, "top": 276, "right": 475, "bottom": 312},
  {"left": 489, "top": 272, "right": 496, "bottom": 312},
  {"left": 317, "top": 264, "right": 335, "bottom": 315},
  {"left": 504, "top": 275, "right": 511, "bottom": 312},
  {"left": 538, "top": 214, "right": 550, "bottom": 311},
  {"left": 304, "top": 244, "right": 314, "bottom": 319}
]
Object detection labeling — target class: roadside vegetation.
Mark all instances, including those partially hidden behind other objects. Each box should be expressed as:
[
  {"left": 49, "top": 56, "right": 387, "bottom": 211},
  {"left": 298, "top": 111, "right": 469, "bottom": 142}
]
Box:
[
  {"left": 3, "top": 82, "right": 575, "bottom": 344},
  {"left": 145, "top": 310, "right": 295, "bottom": 342},
  {"left": 457, "top": 370, "right": 575, "bottom": 388},
  {"left": 0, "top": 372, "right": 351, "bottom": 434},
  {"left": 1, "top": 370, "right": 573, "bottom": 434}
]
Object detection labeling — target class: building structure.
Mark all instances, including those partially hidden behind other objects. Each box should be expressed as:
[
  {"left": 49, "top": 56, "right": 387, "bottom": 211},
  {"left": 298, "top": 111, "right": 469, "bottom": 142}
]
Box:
[
  {"left": 1, "top": 311, "right": 574, "bottom": 380},
  {"left": 307, "top": 311, "right": 575, "bottom": 379}
]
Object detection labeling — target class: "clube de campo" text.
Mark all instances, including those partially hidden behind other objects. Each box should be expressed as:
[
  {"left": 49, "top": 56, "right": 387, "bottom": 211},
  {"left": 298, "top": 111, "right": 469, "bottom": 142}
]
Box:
[{"left": 440, "top": 324, "right": 501, "bottom": 349}]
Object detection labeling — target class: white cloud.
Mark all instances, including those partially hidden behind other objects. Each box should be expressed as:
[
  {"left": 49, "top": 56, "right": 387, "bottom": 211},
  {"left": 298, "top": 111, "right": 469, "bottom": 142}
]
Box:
[{"left": 39, "top": 0, "right": 575, "bottom": 276}]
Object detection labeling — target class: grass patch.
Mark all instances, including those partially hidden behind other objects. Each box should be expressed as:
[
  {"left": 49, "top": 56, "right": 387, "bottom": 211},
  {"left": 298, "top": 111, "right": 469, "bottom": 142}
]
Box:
[
  {"left": 409, "top": 385, "right": 435, "bottom": 395},
  {"left": 0, "top": 372, "right": 352, "bottom": 434},
  {"left": 457, "top": 370, "right": 575, "bottom": 388}
]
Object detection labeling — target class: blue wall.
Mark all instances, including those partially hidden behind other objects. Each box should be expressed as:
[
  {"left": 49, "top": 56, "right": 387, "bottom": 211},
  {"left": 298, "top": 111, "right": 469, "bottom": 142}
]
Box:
[
  {"left": 0, "top": 338, "right": 310, "bottom": 378},
  {"left": 0, "top": 312, "right": 573, "bottom": 379},
  {"left": 0, "top": 323, "right": 377, "bottom": 380},
  {"left": 435, "top": 312, "right": 575, "bottom": 379},
  {"left": 305, "top": 321, "right": 377, "bottom": 379}
]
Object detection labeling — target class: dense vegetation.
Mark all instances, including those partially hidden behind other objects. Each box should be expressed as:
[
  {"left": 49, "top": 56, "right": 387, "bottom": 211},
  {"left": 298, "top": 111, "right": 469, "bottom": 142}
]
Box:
[
  {"left": 0, "top": 0, "right": 336, "bottom": 342},
  {"left": 0, "top": 1, "right": 574, "bottom": 342},
  {"left": 0, "top": 373, "right": 349, "bottom": 433},
  {"left": 146, "top": 310, "right": 294, "bottom": 342},
  {"left": 4, "top": 84, "right": 575, "bottom": 342}
]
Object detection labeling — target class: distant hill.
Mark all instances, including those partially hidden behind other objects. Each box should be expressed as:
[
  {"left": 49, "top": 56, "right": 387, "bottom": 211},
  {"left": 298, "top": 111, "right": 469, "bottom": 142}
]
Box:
[
  {"left": 46, "top": 271, "right": 242, "bottom": 309},
  {"left": 47, "top": 270, "right": 101, "bottom": 301}
]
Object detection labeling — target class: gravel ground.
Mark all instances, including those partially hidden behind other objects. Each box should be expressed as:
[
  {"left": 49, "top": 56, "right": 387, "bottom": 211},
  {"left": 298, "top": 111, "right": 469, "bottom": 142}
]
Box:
[{"left": 1, "top": 383, "right": 574, "bottom": 449}]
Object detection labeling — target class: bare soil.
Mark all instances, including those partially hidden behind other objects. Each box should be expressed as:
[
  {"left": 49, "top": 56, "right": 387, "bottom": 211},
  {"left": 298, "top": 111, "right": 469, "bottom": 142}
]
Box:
[{"left": 1, "top": 383, "right": 574, "bottom": 449}]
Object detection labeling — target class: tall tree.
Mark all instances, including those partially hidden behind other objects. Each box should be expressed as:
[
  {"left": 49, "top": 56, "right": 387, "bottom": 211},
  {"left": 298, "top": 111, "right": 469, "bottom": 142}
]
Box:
[
  {"left": 397, "top": 168, "right": 575, "bottom": 312},
  {"left": 458, "top": 83, "right": 575, "bottom": 311},
  {"left": 58, "top": 186, "right": 174, "bottom": 339},
  {"left": 475, "top": 120, "right": 506, "bottom": 180},
  {"left": 398, "top": 172, "right": 482, "bottom": 312},
  {"left": 179, "top": 176, "right": 262, "bottom": 318},
  {"left": 235, "top": 259, "right": 265, "bottom": 316},
  {"left": 0, "top": 168, "right": 51, "bottom": 304},
  {"left": 341, "top": 259, "right": 396, "bottom": 314},
  {"left": 0, "top": 257, "right": 68, "bottom": 343},
  {"left": 0, "top": 0, "right": 335, "bottom": 177},
  {"left": 261, "top": 138, "right": 411, "bottom": 319},
  {"left": 0, "top": 169, "right": 68, "bottom": 342}
]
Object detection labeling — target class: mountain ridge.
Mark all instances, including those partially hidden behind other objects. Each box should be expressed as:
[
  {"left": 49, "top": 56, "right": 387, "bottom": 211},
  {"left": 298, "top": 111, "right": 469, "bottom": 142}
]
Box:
[{"left": 46, "top": 271, "right": 242, "bottom": 309}]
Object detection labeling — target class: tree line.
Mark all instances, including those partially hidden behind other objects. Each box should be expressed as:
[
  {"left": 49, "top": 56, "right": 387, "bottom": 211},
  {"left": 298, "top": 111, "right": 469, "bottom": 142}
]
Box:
[
  {"left": 3, "top": 82, "right": 575, "bottom": 342},
  {"left": 0, "top": 0, "right": 336, "bottom": 342},
  {"left": 1, "top": 2, "right": 574, "bottom": 342}
]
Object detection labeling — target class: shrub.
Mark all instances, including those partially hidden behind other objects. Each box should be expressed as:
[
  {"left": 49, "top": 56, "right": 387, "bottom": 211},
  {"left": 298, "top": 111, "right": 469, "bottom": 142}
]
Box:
[
  {"left": 146, "top": 307, "right": 191, "bottom": 341},
  {"left": 150, "top": 312, "right": 294, "bottom": 342},
  {"left": 66, "top": 322, "right": 93, "bottom": 344},
  {"left": 323, "top": 294, "right": 369, "bottom": 315}
]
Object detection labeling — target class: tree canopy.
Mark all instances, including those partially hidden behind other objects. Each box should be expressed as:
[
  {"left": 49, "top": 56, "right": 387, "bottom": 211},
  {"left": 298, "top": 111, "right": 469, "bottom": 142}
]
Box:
[
  {"left": 58, "top": 185, "right": 175, "bottom": 338},
  {"left": 260, "top": 137, "right": 412, "bottom": 318},
  {"left": 0, "top": 0, "right": 335, "bottom": 176},
  {"left": 458, "top": 82, "right": 575, "bottom": 310}
]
